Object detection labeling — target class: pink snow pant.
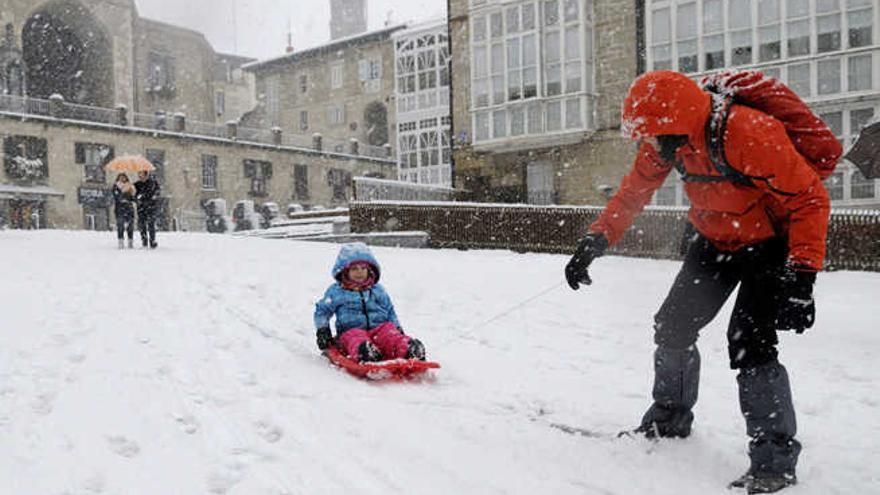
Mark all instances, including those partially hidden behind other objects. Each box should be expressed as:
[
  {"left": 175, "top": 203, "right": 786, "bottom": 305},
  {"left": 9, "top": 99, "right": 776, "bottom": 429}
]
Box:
[{"left": 337, "top": 322, "right": 410, "bottom": 361}]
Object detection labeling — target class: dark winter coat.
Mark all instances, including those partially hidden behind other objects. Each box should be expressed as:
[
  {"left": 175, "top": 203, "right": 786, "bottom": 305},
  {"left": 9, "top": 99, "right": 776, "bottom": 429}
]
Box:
[
  {"left": 134, "top": 178, "right": 161, "bottom": 216},
  {"left": 112, "top": 183, "right": 135, "bottom": 220},
  {"left": 314, "top": 243, "right": 401, "bottom": 335}
]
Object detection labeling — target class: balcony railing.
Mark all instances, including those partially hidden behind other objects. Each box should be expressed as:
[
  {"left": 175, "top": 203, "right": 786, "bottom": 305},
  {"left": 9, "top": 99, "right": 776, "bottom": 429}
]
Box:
[{"left": 0, "top": 94, "right": 395, "bottom": 161}]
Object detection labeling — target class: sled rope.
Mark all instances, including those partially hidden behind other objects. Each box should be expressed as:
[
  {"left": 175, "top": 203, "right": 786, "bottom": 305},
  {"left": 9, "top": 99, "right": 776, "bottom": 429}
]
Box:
[{"left": 439, "top": 281, "right": 566, "bottom": 345}]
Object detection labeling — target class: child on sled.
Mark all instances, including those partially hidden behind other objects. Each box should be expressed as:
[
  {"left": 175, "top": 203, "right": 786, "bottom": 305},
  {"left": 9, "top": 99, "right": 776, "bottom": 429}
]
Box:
[{"left": 314, "top": 243, "right": 426, "bottom": 362}]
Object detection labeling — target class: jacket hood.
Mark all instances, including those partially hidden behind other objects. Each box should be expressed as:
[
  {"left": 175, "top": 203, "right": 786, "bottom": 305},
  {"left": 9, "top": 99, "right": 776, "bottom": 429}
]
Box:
[
  {"left": 621, "top": 70, "right": 711, "bottom": 140},
  {"left": 332, "top": 242, "right": 381, "bottom": 282}
]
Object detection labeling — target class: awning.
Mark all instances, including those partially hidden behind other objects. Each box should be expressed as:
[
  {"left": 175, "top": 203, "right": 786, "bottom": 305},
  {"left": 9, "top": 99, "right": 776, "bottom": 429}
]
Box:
[{"left": 0, "top": 184, "right": 65, "bottom": 200}]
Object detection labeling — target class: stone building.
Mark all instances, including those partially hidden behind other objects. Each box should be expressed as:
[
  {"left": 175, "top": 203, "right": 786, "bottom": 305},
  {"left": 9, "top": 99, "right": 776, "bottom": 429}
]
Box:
[
  {"left": 0, "top": 0, "right": 393, "bottom": 230},
  {"left": 644, "top": 0, "right": 879, "bottom": 209},
  {"left": 451, "top": 0, "right": 879, "bottom": 209},
  {"left": 449, "top": 0, "right": 640, "bottom": 205},
  {"left": 0, "top": 0, "right": 255, "bottom": 124},
  {"left": 393, "top": 19, "right": 453, "bottom": 187},
  {"left": 213, "top": 53, "right": 257, "bottom": 126},
  {"left": 243, "top": 25, "right": 405, "bottom": 158},
  {"left": 0, "top": 109, "right": 395, "bottom": 230}
]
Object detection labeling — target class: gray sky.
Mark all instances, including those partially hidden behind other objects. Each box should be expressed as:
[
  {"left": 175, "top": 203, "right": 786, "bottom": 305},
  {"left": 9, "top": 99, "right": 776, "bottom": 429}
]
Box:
[{"left": 135, "top": 0, "right": 447, "bottom": 60}]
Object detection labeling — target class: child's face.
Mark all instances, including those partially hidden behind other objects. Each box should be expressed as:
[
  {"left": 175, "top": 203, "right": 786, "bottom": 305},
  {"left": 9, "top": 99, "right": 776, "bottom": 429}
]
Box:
[{"left": 348, "top": 264, "right": 369, "bottom": 282}]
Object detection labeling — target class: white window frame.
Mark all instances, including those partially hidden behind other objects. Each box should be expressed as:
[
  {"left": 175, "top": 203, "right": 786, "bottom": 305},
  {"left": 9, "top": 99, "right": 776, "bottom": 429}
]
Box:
[
  {"left": 330, "top": 61, "right": 344, "bottom": 89},
  {"left": 327, "top": 104, "right": 346, "bottom": 125},
  {"left": 469, "top": 0, "right": 595, "bottom": 145},
  {"left": 201, "top": 154, "right": 218, "bottom": 191},
  {"left": 644, "top": 0, "right": 877, "bottom": 102}
]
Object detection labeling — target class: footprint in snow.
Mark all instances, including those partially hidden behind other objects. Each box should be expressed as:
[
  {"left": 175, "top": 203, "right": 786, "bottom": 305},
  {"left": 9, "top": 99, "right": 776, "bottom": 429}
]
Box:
[
  {"left": 206, "top": 467, "right": 243, "bottom": 494},
  {"left": 174, "top": 414, "right": 200, "bottom": 434},
  {"left": 106, "top": 436, "right": 140, "bottom": 458},
  {"left": 255, "top": 420, "right": 283, "bottom": 443},
  {"left": 31, "top": 393, "right": 55, "bottom": 415}
]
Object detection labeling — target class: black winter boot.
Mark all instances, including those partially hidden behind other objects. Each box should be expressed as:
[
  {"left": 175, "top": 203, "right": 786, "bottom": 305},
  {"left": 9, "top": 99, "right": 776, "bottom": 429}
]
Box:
[
  {"left": 634, "top": 345, "right": 700, "bottom": 439},
  {"left": 737, "top": 361, "right": 801, "bottom": 484},
  {"left": 405, "top": 338, "right": 425, "bottom": 360},
  {"left": 357, "top": 341, "right": 382, "bottom": 363}
]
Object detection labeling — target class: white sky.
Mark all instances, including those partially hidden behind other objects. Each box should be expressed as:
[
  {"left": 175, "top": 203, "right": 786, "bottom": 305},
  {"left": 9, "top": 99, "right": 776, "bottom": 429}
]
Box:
[{"left": 134, "top": 0, "right": 447, "bottom": 60}]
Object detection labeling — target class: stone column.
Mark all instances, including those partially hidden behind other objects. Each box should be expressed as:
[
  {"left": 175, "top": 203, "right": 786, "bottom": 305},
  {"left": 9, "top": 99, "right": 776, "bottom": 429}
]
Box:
[
  {"left": 48, "top": 94, "right": 65, "bottom": 118},
  {"left": 115, "top": 104, "right": 129, "bottom": 126}
]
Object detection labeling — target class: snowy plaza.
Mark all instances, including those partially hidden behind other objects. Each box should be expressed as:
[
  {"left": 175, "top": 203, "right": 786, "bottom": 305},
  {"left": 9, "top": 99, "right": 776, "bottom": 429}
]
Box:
[{"left": 0, "top": 230, "right": 877, "bottom": 494}]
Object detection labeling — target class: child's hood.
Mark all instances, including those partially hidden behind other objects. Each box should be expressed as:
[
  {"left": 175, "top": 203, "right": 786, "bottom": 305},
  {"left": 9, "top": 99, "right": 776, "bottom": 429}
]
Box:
[{"left": 331, "top": 242, "right": 381, "bottom": 282}]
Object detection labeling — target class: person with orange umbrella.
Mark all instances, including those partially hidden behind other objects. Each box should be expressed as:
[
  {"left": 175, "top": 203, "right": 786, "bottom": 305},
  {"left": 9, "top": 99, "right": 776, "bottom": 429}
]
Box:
[
  {"left": 111, "top": 173, "right": 136, "bottom": 249},
  {"left": 105, "top": 156, "right": 160, "bottom": 249}
]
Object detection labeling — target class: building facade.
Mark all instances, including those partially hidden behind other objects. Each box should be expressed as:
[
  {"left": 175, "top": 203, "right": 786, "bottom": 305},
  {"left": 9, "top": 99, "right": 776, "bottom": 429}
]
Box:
[
  {"left": 393, "top": 20, "right": 453, "bottom": 186},
  {"left": 243, "top": 26, "right": 404, "bottom": 158},
  {"left": 450, "top": 0, "right": 878, "bottom": 209},
  {"left": 330, "top": 0, "right": 369, "bottom": 40},
  {"left": 0, "top": 111, "right": 395, "bottom": 230},
  {"left": 645, "top": 0, "right": 879, "bottom": 208},
  {"left": 0, "top": 0, "right": 392, "bottom": 230},
  {"left": 450, "top": 0, "right": 639, "bottom": 205}
]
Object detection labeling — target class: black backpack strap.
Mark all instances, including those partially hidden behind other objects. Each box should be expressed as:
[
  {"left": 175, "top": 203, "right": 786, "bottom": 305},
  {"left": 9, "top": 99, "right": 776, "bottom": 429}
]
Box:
[{"left": 702, "top": 93, "right": 755, "bottom": 187}]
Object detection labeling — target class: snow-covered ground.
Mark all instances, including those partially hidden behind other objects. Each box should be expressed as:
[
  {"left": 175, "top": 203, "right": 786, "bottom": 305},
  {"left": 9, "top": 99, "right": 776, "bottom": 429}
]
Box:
[{"left": 0, "top": 230, "right": 877, "bottom": 494}]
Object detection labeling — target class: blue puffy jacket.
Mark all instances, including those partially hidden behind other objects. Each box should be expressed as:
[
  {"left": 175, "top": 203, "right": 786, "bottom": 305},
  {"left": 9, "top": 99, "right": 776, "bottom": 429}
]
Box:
[{"left": 313, "top": 243, "right": 401, "bottom": 335}]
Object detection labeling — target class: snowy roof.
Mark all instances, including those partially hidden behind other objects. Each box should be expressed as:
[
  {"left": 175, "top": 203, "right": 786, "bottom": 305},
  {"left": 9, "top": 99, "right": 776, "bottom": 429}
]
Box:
[
  {"left": 242, "top": 24, "right": 407, "bottom": 72},
  {"left": 392, "top": 18, "right": 447, "bottom": 37}
]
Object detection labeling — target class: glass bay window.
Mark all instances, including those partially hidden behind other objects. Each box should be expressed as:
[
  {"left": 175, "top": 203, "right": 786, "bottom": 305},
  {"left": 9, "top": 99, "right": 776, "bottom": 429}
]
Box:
[{"left": 470, "top": 0, "right": 593, "bottom": 143}]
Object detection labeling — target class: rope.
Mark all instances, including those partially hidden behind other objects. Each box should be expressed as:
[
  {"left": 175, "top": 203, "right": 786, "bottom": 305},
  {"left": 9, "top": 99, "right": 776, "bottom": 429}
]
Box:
[{"left": 436, "top": 281, "right": 566, "bottom": 346}]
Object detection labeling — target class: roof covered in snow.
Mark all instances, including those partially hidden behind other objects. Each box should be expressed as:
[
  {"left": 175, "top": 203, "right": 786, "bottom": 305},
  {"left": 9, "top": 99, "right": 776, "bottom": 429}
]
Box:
[{"left": 242, "top": 24, "right": 408, "bottom": 73}]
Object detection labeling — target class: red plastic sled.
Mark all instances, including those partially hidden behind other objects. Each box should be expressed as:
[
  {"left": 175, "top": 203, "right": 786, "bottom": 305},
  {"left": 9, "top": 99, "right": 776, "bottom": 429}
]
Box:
[{"left": 324, "top": 346, "right": 440, "bottom": 380}]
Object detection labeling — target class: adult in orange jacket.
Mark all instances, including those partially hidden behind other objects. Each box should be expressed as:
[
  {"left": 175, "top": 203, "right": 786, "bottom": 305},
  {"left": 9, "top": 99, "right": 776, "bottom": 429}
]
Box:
[{"left": 565, "top": 71, "right": 840, "bottom": 494}]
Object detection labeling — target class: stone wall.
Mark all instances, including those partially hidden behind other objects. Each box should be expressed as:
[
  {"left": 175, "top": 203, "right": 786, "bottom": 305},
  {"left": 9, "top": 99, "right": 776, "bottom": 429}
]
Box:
[
  {"left": 246, "top": 28, "right": 402, "bottom": 152},
  {"left": 133, "top": 19, "right": 218, "bottom": 122},
  {"left": 0, "top": 113, "right": 396, "bottom": 230}
]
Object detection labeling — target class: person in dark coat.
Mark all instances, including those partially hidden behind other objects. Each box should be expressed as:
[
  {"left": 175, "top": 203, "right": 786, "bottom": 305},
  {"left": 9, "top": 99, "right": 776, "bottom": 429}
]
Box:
[
  {"left": 112, "top": 173, "right": 136, "bottom": 249},
  {"left": 134, "top": 170, "right": 161, "bottom": 249}
]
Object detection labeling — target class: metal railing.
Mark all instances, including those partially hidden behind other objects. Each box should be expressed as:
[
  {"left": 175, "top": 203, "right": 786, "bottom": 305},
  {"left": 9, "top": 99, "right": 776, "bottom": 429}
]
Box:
[
  {"left": 283, "top": 133, "right": 314, "bottom": 149},
  {"left": 188, "top": 119, "right": 227, "bottom": 138},
  {"left": 64, "top": 102, "right": 117, "bottom": 124},
  {"left": 237, "top": 126, "right": 274, "bottom": 144},
  {"left": 132, "top": 112, "right": 167, "bottom": 130}
]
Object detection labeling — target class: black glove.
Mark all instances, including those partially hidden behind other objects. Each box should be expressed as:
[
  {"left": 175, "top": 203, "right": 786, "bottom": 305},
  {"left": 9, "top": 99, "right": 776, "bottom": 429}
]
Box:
[
  {"left": 316, "top": 327, "right": 333, "bottom": 350},
  {"left": 565, "top": 233, "right": 609, "bottom": 290},
  {"left": 775, "top": 265, "right": 816, "bottom": 333}
]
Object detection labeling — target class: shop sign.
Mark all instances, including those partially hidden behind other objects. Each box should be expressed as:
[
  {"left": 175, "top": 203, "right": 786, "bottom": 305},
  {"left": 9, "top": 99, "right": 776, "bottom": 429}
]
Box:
[{"left": 77, "top": 186, "right": 110, "bottom": 207}]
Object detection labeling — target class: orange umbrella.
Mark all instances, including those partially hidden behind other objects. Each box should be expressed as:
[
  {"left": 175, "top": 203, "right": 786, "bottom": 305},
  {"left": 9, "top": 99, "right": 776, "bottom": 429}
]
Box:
[{"left": 104, "top": 155, "right": 155, "bottom": 173}]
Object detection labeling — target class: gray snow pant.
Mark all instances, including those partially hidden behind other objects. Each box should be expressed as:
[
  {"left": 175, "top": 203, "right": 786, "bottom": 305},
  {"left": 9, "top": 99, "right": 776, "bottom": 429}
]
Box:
[{"left": 641, "top": 234, "right": 800, "bottom": 476}]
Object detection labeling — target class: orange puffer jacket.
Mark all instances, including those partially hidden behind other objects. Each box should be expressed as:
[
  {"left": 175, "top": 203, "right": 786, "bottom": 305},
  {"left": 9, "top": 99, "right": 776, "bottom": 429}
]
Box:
[{"left": 590, "top": 71, "right": 834, "bottom": 271}]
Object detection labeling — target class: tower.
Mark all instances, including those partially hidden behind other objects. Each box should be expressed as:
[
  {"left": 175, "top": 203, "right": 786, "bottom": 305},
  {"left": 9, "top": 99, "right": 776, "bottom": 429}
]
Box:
[{"left": 329, "top": 0, "right": 367, "bottom": 40}]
